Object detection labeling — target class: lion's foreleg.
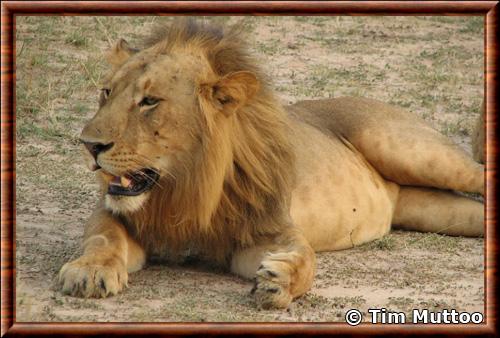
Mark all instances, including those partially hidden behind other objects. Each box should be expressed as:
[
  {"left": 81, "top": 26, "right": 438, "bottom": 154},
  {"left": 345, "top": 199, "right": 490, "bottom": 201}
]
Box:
[
  {"left": 231, "top": 228, "right": 316, "bottom": 309},
  {"left": 58, "top": 206, "right": 145, "bottom": 298}
]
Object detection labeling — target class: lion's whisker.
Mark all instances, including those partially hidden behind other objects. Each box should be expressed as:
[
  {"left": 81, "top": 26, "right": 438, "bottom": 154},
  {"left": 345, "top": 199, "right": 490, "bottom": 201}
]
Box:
[
  {"left": 128, "top": 159, "right": 166, "bottom": 190},
  {"left": 133, "top": 155, "right": 177, "bottom": 181},
  {"left": 139, "top": 171, "right": 165, "bottom": 190},
  {"left": 134, "top": 155, "right": 178, "bottom": 182}
]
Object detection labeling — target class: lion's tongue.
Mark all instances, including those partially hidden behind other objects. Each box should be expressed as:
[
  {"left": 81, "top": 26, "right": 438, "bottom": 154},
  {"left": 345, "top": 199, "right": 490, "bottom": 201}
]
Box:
[{"left": 109, "top": 175, "right": 133, "bottom": 189}]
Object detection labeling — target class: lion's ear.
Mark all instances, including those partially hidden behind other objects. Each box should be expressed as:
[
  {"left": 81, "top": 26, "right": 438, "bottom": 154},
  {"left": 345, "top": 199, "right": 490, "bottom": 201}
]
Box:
[
  {"left": 105, "top": 39, "right": 138, "bottom": 67},
  {"left": 207, "top": 71, "right": 260, "bottom": 116}
]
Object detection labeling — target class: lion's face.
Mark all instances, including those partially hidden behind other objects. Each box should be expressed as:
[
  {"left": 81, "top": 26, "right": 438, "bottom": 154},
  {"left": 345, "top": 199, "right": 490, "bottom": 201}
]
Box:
[{"left": 80, "top": 39, "right": 259, "bottom": 213}]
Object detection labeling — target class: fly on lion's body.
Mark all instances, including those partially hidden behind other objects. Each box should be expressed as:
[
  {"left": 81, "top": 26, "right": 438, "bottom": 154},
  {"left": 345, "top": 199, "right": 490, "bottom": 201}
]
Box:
[{"left": 58, "top": 19, "right": 484, "bottom": 309}]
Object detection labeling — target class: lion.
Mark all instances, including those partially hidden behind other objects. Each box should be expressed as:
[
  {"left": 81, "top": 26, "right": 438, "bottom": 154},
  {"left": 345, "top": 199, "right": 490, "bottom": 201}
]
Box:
[{"left": 58, "top": 20, "right": 484, "bottom": 309}]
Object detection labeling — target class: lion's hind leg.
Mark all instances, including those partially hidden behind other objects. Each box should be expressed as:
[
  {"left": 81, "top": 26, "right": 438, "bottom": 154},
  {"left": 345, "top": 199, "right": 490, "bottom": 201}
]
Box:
[
  {"left": 360, "top": 126, "right": 484, "bottom": 195},
  {"left": 352, "top": 115, "right": 484, "bottom": 195},
  {"left": 393, "top": 186, "right": 483, "bottom": 237},
  {"left": 299, "top": 97, "right": 484, "bottom": 195}
]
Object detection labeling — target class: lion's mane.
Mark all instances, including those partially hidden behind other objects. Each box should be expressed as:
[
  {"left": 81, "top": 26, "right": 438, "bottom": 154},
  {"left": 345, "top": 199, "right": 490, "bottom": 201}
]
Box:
[{"left": 121, "top": 20, "right": 295, "bottom": 264}]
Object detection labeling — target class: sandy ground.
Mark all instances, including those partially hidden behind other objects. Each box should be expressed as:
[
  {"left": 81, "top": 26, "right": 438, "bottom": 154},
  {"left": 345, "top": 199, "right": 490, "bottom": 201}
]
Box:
[{"left": 15, "top": 16, "right": 484, "bottom": 322}]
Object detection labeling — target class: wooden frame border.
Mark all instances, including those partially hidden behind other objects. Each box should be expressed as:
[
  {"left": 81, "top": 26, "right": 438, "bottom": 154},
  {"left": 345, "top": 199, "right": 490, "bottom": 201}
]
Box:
[{"left": 1, "top": 1, "right": 498, "bottom": 336}]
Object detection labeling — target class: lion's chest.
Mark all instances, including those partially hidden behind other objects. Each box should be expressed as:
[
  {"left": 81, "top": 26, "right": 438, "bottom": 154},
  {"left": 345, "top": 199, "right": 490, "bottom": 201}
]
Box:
[{"left": 127, "top": 219, "right": 233, "bottom": 266}]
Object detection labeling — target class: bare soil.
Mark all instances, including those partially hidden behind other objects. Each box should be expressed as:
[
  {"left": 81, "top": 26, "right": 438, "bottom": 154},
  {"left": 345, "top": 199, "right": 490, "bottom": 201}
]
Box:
[{"left": 15, "top": 16, "right": 484, "bottom": 322}]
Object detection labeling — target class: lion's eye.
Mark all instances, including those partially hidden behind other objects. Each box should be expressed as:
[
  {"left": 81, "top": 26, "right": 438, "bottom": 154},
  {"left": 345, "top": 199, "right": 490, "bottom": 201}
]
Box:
[
  {"left": 101, "top": 88, "right": 111, "bottom": 99},
  {"left": 139, "top": 97, "right": 160, "bottom": 107}
]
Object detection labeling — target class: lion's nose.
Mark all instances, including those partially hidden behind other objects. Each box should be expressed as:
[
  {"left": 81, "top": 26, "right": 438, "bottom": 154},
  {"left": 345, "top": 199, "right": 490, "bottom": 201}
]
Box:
[{"left": 81, "top": 140, "right": 114, "bottom": 160}]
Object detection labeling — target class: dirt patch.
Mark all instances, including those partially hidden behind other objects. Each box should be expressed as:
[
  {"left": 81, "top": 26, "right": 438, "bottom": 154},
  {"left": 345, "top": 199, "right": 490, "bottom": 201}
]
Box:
[{"left": 15, "top": 16, "right": 484, "bottom": 322}]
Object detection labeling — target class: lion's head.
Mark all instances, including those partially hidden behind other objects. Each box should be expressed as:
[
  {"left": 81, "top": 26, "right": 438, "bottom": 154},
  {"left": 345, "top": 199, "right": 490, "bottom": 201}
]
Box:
[{"left": 81, "top": 20, "right": 294, "bottom": 240}]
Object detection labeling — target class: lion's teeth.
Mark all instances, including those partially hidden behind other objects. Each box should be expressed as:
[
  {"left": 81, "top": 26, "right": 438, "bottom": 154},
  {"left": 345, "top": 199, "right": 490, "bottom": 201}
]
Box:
[
  {"left": 121, "top": 176, "right": 132, "bottom": 188},
  {"left": 101, "top": 171, "right": 116, "bottom": 184}
]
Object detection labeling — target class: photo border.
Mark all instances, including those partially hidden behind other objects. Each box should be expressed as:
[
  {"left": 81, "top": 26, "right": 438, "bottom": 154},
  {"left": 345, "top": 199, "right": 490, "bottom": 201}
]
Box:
[{"left": 1, "top": 1, "right": 498, "bottom": 336}]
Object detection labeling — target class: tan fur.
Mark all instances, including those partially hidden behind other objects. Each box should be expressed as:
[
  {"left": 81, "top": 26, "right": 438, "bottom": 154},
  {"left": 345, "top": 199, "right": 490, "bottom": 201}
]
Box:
[
  {"left": 393, "top": 187, "right": 483, "bottom": 236},
  {"left": 59, "top": 20, "right": 484, "bottom": 309}
]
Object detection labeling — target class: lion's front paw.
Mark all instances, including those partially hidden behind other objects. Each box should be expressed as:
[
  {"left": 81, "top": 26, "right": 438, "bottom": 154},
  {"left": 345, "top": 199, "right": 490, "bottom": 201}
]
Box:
[
  {"left": 58, "top": 254, "right": 128, "bottom": 298},
  {"left": 252, "top": 259, "right": 293, "bottom": 309}
]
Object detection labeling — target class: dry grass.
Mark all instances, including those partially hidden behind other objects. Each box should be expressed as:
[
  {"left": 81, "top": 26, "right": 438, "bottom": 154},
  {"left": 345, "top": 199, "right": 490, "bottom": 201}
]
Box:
[{"left": 15, "top": 16, "right": 484, "bottom": 322}]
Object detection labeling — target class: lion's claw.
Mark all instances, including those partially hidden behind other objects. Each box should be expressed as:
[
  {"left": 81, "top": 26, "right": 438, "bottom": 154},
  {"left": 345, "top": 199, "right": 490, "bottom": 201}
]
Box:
[
  {"left": 253, "top": 263, "right": 293, "bottom": 309},
  {"left": 253, "top": 278, "right": 292, "bottom": 309},
  {"left": 58, "top": 255, "right": 128, "bottom": 298}
]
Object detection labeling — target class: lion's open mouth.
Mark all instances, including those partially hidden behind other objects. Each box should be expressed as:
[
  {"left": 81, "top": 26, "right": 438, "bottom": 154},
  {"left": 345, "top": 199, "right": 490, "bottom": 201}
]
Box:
[{"left": 107, "top": 169, "right": 160, "bottom": 196}]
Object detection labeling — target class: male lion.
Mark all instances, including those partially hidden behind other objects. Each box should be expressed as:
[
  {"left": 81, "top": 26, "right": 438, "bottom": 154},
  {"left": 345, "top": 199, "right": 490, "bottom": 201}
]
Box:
[{"left": 59, "top": 20, "right": 484, "bottom": 309}]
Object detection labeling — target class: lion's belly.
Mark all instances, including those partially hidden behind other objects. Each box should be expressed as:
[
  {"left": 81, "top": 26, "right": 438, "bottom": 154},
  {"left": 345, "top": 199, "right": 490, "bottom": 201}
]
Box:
[{"left": 289, "top": 121, "right": 399, "bottom": 251}]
